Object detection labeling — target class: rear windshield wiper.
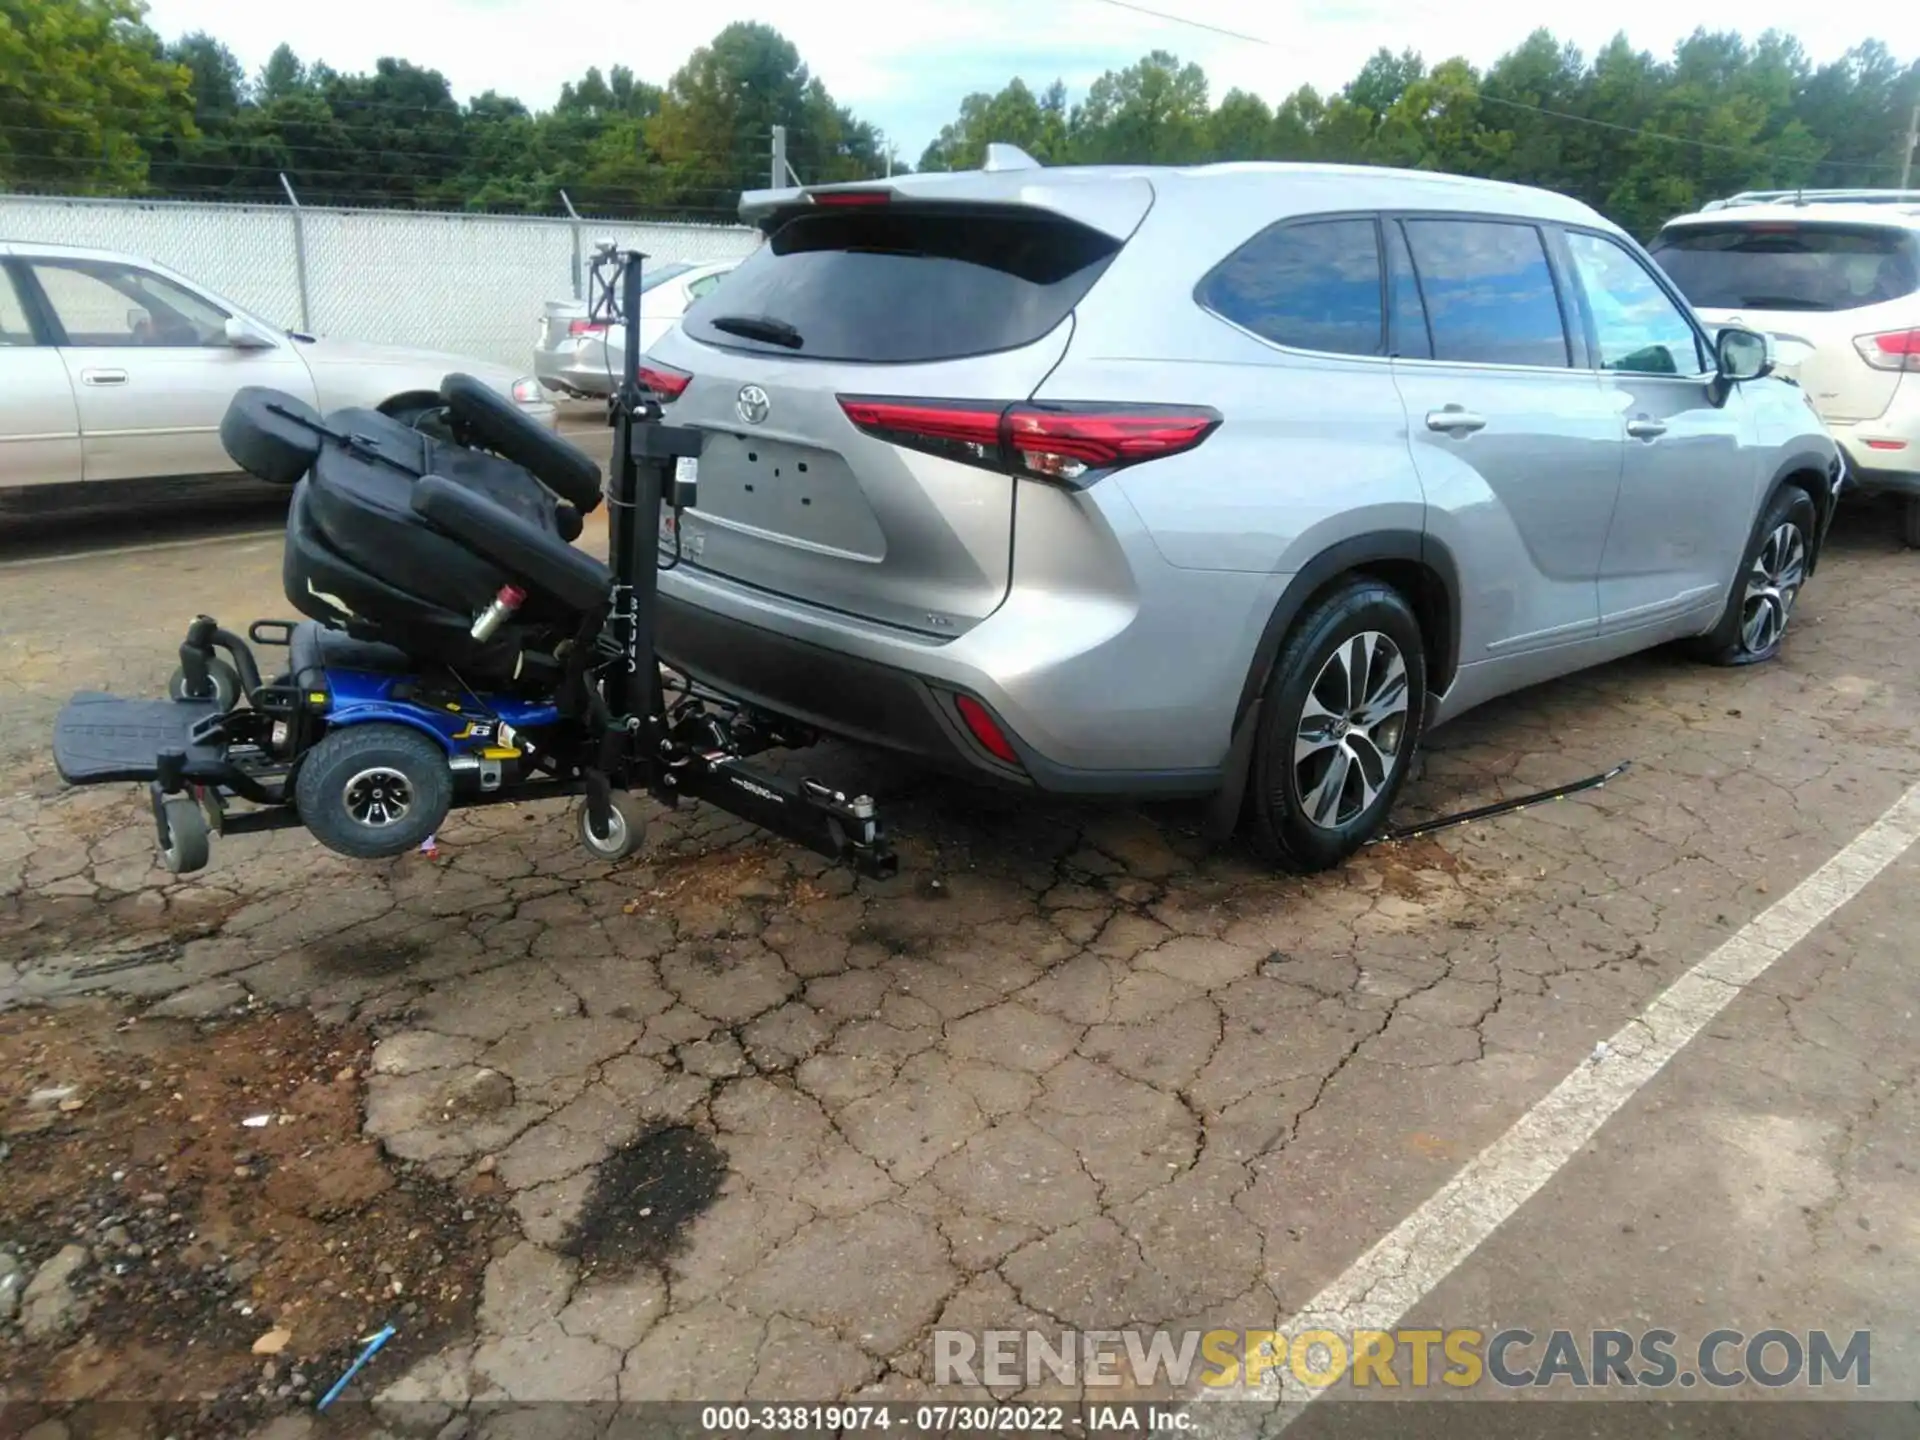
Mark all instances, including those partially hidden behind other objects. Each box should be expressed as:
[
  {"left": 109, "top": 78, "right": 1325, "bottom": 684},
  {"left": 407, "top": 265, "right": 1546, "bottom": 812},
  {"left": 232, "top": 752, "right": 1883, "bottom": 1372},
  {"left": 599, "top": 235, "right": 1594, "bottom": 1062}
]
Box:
[
  {"left": 1735, "top": 296, "right": 1829, "bottom": 311},
  {"left": 710, "top": 314, "right": 804, "bottom": 349}
]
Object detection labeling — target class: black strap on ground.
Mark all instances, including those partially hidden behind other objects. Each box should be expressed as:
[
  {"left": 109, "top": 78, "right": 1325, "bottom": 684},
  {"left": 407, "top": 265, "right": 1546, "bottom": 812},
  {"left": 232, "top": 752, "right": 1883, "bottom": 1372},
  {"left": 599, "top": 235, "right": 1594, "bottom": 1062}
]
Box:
[{"left": 1373, "top": 760, "right": 1632, "bottom": 845}]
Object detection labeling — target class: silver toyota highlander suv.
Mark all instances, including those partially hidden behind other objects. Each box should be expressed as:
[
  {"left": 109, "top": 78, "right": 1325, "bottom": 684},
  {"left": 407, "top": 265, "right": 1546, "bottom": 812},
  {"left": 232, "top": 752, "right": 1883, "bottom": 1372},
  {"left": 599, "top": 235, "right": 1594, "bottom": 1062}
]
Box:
[{"left": 643, "top": 155, "right": 1842, "bottom": 871}]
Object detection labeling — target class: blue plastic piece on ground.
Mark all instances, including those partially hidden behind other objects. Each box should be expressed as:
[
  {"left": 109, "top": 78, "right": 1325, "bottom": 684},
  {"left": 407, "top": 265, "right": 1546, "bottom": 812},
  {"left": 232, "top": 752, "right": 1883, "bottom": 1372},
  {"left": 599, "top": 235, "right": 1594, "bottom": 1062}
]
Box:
[{"left": 316, "top": 1323, "right": 396, "bottom": 1410}]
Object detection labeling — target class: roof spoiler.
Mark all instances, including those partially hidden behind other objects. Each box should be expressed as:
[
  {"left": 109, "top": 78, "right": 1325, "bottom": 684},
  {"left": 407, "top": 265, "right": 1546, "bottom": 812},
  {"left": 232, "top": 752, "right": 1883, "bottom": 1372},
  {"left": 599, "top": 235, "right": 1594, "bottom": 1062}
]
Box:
[
  {"left": 1702, "top": 188, "right": 1920, "bottom": 211},
  {"left": 738, "top": 141, "right": 1045, "bottom": 230}
]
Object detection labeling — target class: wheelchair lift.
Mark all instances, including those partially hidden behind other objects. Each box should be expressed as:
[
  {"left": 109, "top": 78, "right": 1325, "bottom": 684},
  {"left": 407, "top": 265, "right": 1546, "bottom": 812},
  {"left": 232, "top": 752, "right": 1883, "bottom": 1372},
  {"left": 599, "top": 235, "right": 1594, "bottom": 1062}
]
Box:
[
  {"left": 592, "top": 247, "right": 896, "bottom": 877},
  {"left": 51, "top": 248, "right": 897, "bottom": 880}
]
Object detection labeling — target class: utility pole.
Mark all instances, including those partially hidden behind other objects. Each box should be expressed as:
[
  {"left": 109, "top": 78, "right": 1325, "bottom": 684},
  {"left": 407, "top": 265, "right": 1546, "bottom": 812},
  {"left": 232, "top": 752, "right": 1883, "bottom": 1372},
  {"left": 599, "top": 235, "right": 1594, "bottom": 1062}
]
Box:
[
  {"left": 771, "top": 126, "right": 788, "bottom": 191},
  {"left": 1902, "top": 101, "right": 1919, "bottom": 191}
]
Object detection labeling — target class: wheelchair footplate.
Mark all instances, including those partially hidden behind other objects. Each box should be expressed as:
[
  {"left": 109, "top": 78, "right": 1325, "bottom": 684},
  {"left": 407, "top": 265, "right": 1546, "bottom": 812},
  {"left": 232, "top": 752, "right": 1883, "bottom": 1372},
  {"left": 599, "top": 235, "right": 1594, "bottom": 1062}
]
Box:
[
  {"left": 53, "top": 679, "right": 304, "bottom": 876},
  {"left": 53, "top": 693, "right": 231, "bottom": 787}
]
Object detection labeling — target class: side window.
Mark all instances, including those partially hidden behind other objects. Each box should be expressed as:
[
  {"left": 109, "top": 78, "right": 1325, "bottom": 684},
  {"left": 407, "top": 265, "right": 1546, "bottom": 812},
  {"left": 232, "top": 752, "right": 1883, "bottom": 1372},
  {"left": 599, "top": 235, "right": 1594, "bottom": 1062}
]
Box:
[
  {"left": 1401, "top": 220, "right": 1571, "bottom": 368},
  {"left": 31, "top": 260, "right": 229, "bottom": 347},
  {"left": 686, "top": 273, "right": 726, "bottom": 301},
  {"left": 1384, "top": 221, "right": 1432, "bottom": 360},
  {"left": 1199, "top": 217, "right": 1384, "bottom": 357},
  {"left": 1564, "top": 230, "right": 1705, "bottom": 376},
  {"left": 0, "top": 270, "right": 35, "bottom": 346}
]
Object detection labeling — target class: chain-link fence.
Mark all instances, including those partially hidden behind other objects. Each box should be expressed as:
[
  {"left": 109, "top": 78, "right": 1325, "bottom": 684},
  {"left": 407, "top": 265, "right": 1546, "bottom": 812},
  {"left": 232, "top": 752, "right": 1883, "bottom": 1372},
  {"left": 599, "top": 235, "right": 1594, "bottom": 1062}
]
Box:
[{"left": 0, "top": 192, "right": 760, "bottom": 369}]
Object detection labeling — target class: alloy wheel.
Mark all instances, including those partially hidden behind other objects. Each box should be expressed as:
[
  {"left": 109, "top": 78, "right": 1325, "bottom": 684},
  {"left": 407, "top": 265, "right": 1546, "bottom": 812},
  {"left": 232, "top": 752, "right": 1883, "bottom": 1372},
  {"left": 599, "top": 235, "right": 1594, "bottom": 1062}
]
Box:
[
  {"left": 1294, "top": 631, "right": 1411, "bottom": 831},
  {"left": 1740, "top": 521, "right": 1807, "bottom": 655}
]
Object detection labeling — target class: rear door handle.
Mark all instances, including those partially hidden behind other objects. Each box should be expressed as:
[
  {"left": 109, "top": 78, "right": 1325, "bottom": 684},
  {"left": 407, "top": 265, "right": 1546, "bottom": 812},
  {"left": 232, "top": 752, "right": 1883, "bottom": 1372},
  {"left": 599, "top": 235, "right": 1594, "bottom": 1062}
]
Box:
[
  {"left": 1425, "top": 406, "right": 1487, "bottom": 435},
  {"left": 80, "top": 369, "right": 128, "bottom": 387},
  {"left": 1626, "top": 417, "right": 1668, "bottom": 440}
]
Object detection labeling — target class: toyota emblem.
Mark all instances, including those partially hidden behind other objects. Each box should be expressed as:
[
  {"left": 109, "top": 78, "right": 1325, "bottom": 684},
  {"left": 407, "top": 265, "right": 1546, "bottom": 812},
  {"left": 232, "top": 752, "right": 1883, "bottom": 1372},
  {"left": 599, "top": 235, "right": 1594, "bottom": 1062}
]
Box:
[{"left": 736, "top": 385, "right": 771, "bottom": 425}]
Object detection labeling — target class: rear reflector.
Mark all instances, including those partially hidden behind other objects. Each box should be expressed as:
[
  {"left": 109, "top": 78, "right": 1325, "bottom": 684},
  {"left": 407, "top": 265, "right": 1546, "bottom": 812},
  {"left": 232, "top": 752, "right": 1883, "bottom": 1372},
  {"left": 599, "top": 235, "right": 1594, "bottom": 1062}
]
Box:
[
  {"left": 837, "top": 396, "right": 1220, "bottom": 486},
  {"left": 638, "top": 362, "right": 691, "bottom": 401},
  {"left": 1865, "top": 438, "right": 1909, "bottom": 450},
  {"left": 954, "top": 695, "right": 1020, "bottom": 766},
  {"left": 1855, "top": 328, "right": 1920, "bottom": 372},
  {"left": 567, "top": 319, "right": 608, "bottom": 337}
]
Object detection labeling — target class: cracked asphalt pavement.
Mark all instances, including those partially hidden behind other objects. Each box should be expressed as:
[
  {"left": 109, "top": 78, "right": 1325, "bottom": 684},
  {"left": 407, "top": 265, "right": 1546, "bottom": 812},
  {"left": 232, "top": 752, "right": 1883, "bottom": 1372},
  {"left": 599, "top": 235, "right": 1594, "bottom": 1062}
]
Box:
[{"left": 4, "top": 464, "right": 1919, "bottom": 1431}]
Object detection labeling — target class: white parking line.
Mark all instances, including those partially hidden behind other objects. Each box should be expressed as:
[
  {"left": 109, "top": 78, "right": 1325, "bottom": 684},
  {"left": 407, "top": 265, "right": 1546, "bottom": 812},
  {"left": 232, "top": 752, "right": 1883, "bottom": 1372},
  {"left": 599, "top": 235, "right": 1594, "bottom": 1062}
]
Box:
[
  {"left": 0, "top": 530, "right": 282, "bottom": 571},
  {"left": 1222, "top": 775, "right": 1920, "bottom": 1423}
]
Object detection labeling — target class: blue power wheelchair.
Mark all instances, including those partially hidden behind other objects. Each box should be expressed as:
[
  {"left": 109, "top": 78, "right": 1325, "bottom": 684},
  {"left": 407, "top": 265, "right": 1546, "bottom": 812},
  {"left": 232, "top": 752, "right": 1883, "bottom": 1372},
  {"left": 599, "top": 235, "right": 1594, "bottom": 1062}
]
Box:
[{"left": 51, "top": 250, "right": 896, "bottom": 879}]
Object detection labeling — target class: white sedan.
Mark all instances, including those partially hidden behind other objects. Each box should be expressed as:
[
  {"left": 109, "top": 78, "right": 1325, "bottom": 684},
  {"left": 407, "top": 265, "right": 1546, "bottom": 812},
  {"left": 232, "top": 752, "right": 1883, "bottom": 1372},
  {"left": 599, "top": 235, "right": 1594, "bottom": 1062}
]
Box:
[
  {"left": 0, "top": 239, "right": 555, "bottom": 501},
  {"left": 534, "top": 258, "right": 737, "bottom": 399}
]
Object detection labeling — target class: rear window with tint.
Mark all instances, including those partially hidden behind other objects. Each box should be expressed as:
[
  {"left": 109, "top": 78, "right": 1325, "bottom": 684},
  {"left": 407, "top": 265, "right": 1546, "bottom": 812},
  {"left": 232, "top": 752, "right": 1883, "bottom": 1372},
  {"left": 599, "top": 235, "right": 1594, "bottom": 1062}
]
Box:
[
  {"left": 1651, "top": 224, "right": 1920, "bottom": 312},
  {"left": 681, "top": 206, "right": 1120, "bottom": 363}
]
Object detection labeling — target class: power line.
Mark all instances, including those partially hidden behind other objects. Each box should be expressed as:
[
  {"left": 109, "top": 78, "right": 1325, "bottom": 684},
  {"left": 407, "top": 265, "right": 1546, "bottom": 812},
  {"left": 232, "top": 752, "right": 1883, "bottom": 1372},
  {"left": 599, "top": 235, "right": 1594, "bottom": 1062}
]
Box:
[
  {"left": 1076, "top": 0, "right": 1906, "bottom": 175},
  {"left": 1073, "top": 0, "right": 1271, "bottom": 44}
]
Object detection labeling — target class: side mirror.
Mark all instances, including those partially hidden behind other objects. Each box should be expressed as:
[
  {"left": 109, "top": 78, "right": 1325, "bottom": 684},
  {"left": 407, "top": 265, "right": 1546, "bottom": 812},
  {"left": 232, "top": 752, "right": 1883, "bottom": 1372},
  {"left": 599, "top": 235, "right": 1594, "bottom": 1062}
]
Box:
[
  {"left": 1716, "top": 326, "right": 1772, "bottom": 383},
  {"left": 224, "top": 316, "right": 274, "bottom": 350}
]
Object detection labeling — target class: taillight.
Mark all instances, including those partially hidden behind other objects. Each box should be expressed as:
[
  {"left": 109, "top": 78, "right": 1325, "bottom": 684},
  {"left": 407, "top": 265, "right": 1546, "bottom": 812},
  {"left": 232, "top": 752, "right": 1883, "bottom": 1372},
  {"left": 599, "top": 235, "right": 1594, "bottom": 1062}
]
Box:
[
  {"left": 1854, "top": 329, "right": 1920, "bottom": 372},
  {"left": 638, "top": 362, "right": 691, "bottom": 401},
  {"left": 837, "top": 396, "right": 1220, "bottom": 486},
  {"left": 567, "top": 319, "right": 607, "bottom": 337},
  {"left": 1007, "top": 406, "right": 1219, "bottom": 481}
]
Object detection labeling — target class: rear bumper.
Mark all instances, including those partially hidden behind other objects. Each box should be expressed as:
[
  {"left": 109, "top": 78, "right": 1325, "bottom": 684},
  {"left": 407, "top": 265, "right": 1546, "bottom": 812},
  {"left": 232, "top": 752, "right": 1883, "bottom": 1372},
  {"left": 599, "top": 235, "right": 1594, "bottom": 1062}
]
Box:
[
  {"left": 534, "top": 346, "right": 616, "bottom": 399},
  {"left": 656, "top": 557, "right": 1282, "bottom": 798},
  {"left": 658, "top": 594, "right": 1226, "bottom": 797},
  {"left": 1830, "top": 391, "right": 1920, "bottom": 490}
]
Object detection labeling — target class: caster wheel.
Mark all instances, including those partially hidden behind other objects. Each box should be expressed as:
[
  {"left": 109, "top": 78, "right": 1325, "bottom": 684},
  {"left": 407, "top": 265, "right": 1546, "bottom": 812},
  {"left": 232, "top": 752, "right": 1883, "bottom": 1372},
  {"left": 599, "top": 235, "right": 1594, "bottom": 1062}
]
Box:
[
  {"left": 579, "top": 790, "right": 648, "bottom": 862},
  {"left": 169, "top": 657, "right": 241, "bottom": 710},
  {"left": 160, "top": 796, "right": 210, "bottom": 874},
  {"left": 294, "top": 724, "right": 453, "bottom": 860}
]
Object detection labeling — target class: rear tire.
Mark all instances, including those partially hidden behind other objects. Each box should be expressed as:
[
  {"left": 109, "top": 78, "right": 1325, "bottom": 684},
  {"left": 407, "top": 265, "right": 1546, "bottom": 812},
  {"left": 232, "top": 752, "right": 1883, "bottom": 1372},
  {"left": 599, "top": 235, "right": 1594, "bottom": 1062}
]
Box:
[
  {"left": 1687, "top": 484, "right": 1815, "bottom": 667},
  {"left": 1902, "top": 495, "right": 1920, "bottom": 550},
  {"left": 295, "top": 723, "right": 453, "bottom": 860},
  {"left": 1245, "top": 579, "right": 1427, "bottom": 873}
]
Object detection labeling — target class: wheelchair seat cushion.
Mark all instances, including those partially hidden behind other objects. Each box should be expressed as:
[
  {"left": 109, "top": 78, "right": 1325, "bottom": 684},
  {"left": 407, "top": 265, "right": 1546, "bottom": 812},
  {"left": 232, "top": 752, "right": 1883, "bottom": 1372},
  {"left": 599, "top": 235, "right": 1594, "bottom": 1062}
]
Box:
[
  {"left": 289, "top": 620, "right": 414, "bottom": 687},
  {"left": 222, "top": 387, "right": 324, "bottom": 485},
  {"left": 442, "top": 373, "right": 603, "bottom": 513},
  {"left": 304, "top": 407, "right": 574, "bottom": 620},
  {"left": 282, "top": 482, "right": 542, "bottom": 683}
]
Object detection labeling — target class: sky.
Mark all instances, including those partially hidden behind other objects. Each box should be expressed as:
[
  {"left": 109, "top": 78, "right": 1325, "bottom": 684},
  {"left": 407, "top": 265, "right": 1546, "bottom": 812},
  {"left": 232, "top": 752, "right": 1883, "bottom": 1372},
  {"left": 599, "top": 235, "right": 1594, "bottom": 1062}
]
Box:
[{"left": 140, "top": 0, "right": 1920, "bottom": 164}]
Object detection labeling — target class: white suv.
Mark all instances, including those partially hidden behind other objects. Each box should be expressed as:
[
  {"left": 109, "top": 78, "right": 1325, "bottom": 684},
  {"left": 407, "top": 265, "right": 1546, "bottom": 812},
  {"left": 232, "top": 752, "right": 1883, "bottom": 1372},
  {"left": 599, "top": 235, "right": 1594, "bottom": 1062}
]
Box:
[{"left": 1651, "top": 191, "right": 1920, "bottom": 543}]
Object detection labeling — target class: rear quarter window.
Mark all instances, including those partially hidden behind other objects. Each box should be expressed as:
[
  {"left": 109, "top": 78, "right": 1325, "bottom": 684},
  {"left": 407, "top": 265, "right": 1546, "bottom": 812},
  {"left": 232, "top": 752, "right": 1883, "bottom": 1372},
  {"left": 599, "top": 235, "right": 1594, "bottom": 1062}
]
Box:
[
  {"left": 1651, "top": 223, "right": 1920, "bottom": 312},
  {"left": 681, "top": 205, "right": 1120, "bottom": 364},
  {"left": 1196, "top": 217, "right": 1385, "bottom": 356}
]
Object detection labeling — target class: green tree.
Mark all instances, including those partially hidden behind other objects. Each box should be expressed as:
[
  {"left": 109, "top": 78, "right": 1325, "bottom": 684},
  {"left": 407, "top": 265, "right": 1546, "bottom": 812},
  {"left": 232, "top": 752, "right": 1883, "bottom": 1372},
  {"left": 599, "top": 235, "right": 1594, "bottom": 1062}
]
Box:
[
  {"left": 146, "top": 30, "right": 246, "bottom": 194},
  {"left": 1070, "top": 50, "right": 1211, "bottom": 163},
  {"left": 257, "top": 42, "right": 306, "bottom": 102},
  {"left": 643, "top": 22, "right": 875, "bottom": 213},
  {"left": 918, "top": 78, "right": 1071, "bottom": 171},
  {"left": 0, "top": 0, "right": 194, "bottom": 192},
  {"left": 1208, "top": 89, "right": 1274, "bottom": 162}
]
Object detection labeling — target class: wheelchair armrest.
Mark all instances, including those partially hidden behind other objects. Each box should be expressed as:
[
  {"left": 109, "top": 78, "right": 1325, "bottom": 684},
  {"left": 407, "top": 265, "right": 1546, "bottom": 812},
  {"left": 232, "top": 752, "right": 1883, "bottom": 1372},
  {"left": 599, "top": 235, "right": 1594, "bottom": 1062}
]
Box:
[{"left": 412, "top": 475, "right": 610, "bottom": 614}]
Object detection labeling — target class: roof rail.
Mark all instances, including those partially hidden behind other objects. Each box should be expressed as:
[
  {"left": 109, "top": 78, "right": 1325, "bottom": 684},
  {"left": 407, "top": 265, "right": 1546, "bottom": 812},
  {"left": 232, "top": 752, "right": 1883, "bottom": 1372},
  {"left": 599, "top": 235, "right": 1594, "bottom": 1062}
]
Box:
[{"left": 1702, "top": 188, "right": 1920, "bottom": 211}]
